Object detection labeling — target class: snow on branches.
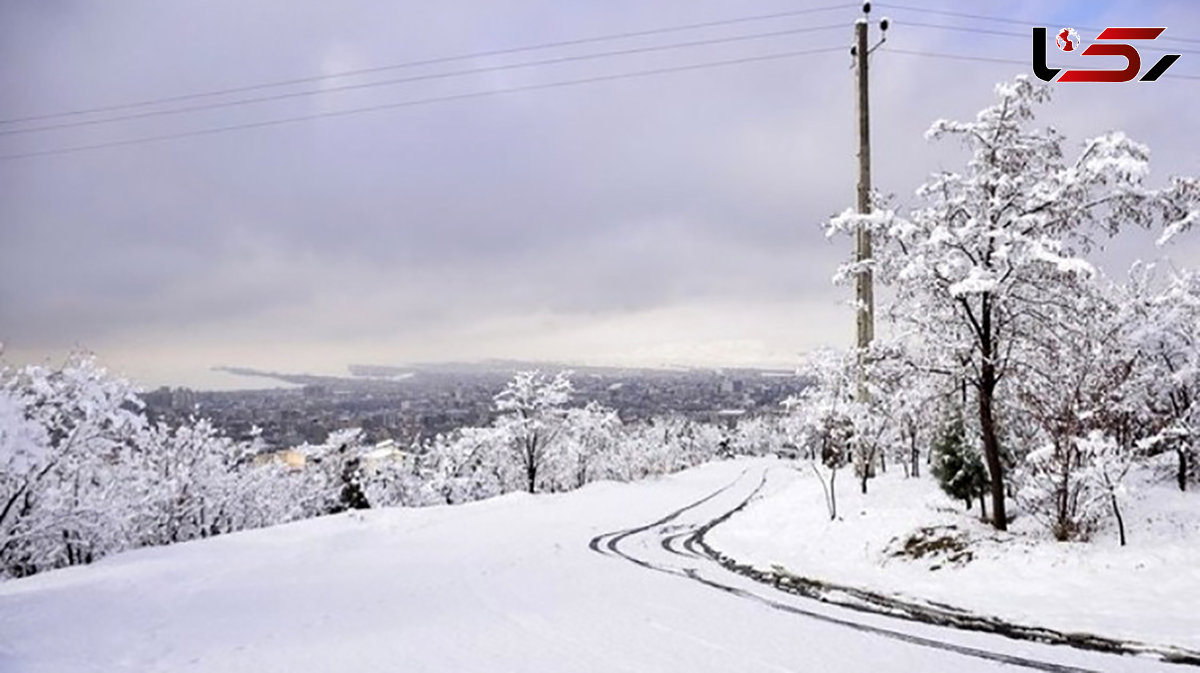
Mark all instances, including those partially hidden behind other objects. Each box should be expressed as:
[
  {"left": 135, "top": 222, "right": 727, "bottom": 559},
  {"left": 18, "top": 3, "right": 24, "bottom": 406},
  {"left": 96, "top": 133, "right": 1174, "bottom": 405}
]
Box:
[
  {"left": 0, "top": 354, "right": 145, "bottom": 576},
  {"left": 493, "top": 370, "right": 573, "bottom": 494},
  {"left": 0, "top": 353, "right": 325, "bottom": 577},
  {"left": 820, "top": 75, "right": 1200, "bottom": 539},
  {"left": 0, "top": 362, "right": 753, "bottom": 579}
]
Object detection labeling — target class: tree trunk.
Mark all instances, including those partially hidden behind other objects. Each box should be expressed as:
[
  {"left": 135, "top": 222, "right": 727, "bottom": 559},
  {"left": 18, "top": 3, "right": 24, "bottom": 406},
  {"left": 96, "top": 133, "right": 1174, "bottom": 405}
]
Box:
[
  {"left": 978, "top": 299, "right": 1008, "bottom": 531},
  {"left": 979, "top": 490, "right": 988, "bottom": 522},
  {"left": 829, "top": 469, "right": 838, "bottom": 520},
  {"left": 978, "top": 386, "right": 1006, "bottom": 529},
  {"left": 525, "top": 434, "right": 539, "bottom": 494},
  {"left": 909, "top": 424, "right": 920, "bottom": 478},
  {"left": 1057, "top": 443, "right": 1073, "bottom": 538},
  {"left": 1111, "top": 492, "right": 1127, "bottom": 546},
  {"left": 1178, "top": 447, "right": 1189, "bottom": 492},
  {"left": 812, "top": 463, "right": 836, "bottom": 520}
]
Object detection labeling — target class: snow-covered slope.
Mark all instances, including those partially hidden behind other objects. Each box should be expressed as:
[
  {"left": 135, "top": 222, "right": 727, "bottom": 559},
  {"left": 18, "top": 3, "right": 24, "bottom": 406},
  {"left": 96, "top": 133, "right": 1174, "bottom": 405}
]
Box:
[
  {"left": 711, "top": 464, "right": 1200, "bottom": 651},
  {"left": 0, "top": 459, "right": 1184, "bottom": 672}
]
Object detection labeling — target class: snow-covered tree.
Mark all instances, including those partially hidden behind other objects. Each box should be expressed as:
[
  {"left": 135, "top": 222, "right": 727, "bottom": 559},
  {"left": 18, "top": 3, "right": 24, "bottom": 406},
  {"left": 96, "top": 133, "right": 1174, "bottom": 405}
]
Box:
[
  {"left": 1123, "top": 265, "right": 1200, "bottom": 491},
  {"left": 604, "top": 420, "right": 669, "bottom": 482},
  {"left": 0, "top": 354, "right": 145, "bottom": 577},
  {"left": 731, "top": 415, "right": 788, "bottom": 457},
  {"left": 687, "top": 420, "right": 729, "bottom": 465},
  {"left": 548, "top": 401, "right": 623, "bottom": 490},
  {"left": 852, "top": 340, "right": 945, "bottom": 486},
  {"left": 874, "top": 348, "right": 943, "bottom": 479},
  {"left": 784, "top": 350, "right": 860, "bottom": 519},
  {"left": 1004, "top": 268, "right": 1137, "bottom": 540},
  {"left": 134, "top": 418, "right": 245, "bottom": 545},
  {"left": 417, "top": 426, "right": 511, "bottom": 504},
  {"left": 359, "top": 447, "right": 423, "bottom": 509},
  {"left": 493, "top": 371, "right": 572, "bottom": 493},
  {"left": 829, "top": 75, "right": 1200, "bottom": 530}
]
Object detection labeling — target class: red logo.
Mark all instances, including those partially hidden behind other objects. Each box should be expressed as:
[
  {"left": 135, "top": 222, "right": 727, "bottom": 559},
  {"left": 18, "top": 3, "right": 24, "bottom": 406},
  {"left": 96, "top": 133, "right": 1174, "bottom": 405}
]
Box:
[
  {"left": 1033, "top": 27, "right": 1180, "bottom": 82},
  {"left": 1056, "top": 28, "right": 1081, "bottom": 52}
]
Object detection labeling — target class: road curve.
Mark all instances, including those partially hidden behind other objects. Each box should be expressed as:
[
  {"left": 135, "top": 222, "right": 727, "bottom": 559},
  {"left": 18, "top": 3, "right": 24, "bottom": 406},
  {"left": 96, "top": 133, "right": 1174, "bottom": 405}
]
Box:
[{"left": 589, "top": 463, "right": 1181, "bottom": 673}]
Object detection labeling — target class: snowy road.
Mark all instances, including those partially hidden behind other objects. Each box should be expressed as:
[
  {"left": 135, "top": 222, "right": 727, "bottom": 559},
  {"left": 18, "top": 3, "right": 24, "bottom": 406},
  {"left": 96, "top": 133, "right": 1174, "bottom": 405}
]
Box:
[{"left": 0, "top": 458, "right": 1180, "bottom": 672}]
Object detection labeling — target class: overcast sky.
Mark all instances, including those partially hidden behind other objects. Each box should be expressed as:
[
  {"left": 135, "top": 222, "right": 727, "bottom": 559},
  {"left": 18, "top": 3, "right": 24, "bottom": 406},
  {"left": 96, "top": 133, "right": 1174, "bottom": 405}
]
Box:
[{"left": 2, "top": 0, "right": 1198, "bottom": 389}]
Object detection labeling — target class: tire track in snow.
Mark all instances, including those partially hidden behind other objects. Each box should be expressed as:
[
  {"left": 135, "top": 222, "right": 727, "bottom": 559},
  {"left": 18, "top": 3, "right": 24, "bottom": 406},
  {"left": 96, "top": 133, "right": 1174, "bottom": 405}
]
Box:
[
  {"left": 589, "top": 468, "right": 746, "bottom": 570},
  {"left": 659, "top": 530, "right": 704, "bottom": 559},
  {"left": 589, "top": 465, "right": 1103, "bottom": 673}
]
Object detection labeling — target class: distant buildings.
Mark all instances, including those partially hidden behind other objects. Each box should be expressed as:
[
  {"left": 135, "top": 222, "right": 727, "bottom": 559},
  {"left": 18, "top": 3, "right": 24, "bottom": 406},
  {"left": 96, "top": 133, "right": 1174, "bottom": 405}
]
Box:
[{"left": 143, "top": 366, "right": 808, "bottom": 451}]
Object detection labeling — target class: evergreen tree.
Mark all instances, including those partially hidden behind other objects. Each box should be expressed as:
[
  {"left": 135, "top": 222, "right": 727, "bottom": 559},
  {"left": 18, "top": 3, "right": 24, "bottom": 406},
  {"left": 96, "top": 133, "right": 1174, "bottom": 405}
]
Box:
[
  {"left": 337, "top": 454, "right": 370, "bottom": 512},
  {"left": 931, "top": 408, "right": 989, "bottom": 516}
]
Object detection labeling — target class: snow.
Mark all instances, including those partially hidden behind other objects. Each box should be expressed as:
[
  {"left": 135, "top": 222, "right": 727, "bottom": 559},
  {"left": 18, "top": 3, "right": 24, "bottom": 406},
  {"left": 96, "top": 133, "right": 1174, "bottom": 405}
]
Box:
[
  {"left": 825, "top": 208, "right": 896, "bottom": 239},
  {"left": 710, "top": 462, "right": 1200, "bottom": 651},
  {"left": 0, "top": 458, "right": 1176, "bottom": 672},
  {"left": 1158, "top": 210, "right": 1199, "bottom": 246},
  {"left": 1031, "top": 244, "right": 1096, "bottom": 276},
  {"left": 948, "top": 267, "right": 998, "bottom": 296}
]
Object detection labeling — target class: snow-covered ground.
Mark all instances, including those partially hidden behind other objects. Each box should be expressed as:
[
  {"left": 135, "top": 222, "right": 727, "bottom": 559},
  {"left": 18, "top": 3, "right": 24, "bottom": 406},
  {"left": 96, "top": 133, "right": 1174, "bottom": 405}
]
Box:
[
  {"left": 0, "top": 458, "right": 1186, "bottom": 672},
  {"left": 710, "top": 461, "right": 1200, "bottom": 651}
]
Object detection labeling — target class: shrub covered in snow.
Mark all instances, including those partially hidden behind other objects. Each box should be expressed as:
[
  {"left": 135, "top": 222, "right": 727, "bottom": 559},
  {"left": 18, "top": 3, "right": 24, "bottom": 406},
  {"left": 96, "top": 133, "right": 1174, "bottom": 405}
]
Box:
[{"left": 0, "top": 360, "right": 744, "bottom": 579}]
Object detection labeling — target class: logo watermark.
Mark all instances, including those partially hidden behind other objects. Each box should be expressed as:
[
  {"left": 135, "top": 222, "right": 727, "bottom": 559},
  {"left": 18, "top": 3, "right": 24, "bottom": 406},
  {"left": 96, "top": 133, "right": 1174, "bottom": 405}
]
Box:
[{"left": 1033, "top": 27, "right": 1180, "bottom": 82}]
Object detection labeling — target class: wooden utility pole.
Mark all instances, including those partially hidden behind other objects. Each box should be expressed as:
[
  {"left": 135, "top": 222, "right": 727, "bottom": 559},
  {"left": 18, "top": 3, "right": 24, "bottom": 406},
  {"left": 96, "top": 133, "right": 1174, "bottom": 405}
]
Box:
[
  {"left": 852, "top": 4, "right": 885, "bottom": 403},
  {"left": 853, "top": 14, "right": 874, "bottom": 405}
]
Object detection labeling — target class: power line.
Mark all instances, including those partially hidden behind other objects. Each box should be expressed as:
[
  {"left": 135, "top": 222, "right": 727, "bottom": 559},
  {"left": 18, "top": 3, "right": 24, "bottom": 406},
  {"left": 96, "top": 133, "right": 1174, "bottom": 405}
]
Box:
[
  {"left": 0, "top": 45, "right": 846, "bottom": 161},
  {"left": 0, "top": 23, "right": 846, "bottom": 137},
  {"left": 876, "top": 3, "right": 1200, "bottom": 46},
  {"left": 897, "top": 21, "right": 1025, "bottom": 39},
  {"left": 0, "top": 3, "right": 856, "bottom": 126},
  {"left": 883, "top": 48, "right": 1025, "bottom": 66}
]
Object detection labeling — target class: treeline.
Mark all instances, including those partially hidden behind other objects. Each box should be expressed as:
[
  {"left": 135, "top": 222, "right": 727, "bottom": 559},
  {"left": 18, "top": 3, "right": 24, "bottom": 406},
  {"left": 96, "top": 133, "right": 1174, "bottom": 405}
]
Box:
[{"left": 0, "top": 359, "right": 783, "bottom": 580}]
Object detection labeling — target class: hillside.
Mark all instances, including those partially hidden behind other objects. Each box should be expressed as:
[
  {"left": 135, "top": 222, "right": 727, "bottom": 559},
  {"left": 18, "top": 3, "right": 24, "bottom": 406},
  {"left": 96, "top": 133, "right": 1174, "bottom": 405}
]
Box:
[{"left": 0, "top": 459, "right": 1185, "bottom": 673}]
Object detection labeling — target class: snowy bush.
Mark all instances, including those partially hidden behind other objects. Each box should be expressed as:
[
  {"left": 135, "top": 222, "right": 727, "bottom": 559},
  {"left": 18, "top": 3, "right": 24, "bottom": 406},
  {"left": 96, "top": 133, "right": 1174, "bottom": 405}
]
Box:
[
  {"left": 416, "top": 426, "right": 512, "bottom": 505},
  {"left": 0, "top": 354, "right": 146, "bottom": 577},
  {"left": 0, "top": 354, "right": 323, "bottom": 578},
  {"left": 546, "top": 401, "right": 623, "bottom": 491}
]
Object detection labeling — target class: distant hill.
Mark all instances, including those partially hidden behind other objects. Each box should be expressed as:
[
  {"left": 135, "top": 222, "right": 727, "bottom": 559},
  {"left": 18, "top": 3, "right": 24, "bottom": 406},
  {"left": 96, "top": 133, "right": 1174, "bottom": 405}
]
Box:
[{"left": 218, "top": 361, "right": 799, "bottom": 387}]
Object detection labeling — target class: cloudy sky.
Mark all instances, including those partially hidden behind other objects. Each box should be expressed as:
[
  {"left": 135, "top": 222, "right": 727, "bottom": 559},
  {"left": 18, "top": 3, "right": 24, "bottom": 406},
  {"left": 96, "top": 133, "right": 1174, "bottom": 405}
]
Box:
[{"left": 2, "top": 0, "right": 1198, "bottom": 388}]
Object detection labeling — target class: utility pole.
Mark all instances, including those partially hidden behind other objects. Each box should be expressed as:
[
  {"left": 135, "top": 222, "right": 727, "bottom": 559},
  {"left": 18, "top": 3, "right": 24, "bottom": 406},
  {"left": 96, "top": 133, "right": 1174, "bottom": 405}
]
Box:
[{"left": 851, "top": 2, "right": 887, "bottom": 403}]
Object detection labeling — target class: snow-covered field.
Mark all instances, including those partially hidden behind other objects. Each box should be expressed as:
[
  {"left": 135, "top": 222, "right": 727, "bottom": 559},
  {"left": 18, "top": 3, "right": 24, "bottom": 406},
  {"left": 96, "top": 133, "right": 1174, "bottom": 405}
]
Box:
[
  {"left": 711, "top": 462, "right": 1200, "bottom": 651},
  {"left": 0, "top": 457, "right": 1188, "bottom": 673}
]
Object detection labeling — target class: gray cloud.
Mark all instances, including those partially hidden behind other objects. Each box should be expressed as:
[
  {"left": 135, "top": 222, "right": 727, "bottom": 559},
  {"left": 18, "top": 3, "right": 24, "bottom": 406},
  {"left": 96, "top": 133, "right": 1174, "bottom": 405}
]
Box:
[{"left": 2, "top": 0, "right": 1198, "bottom": 386}]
